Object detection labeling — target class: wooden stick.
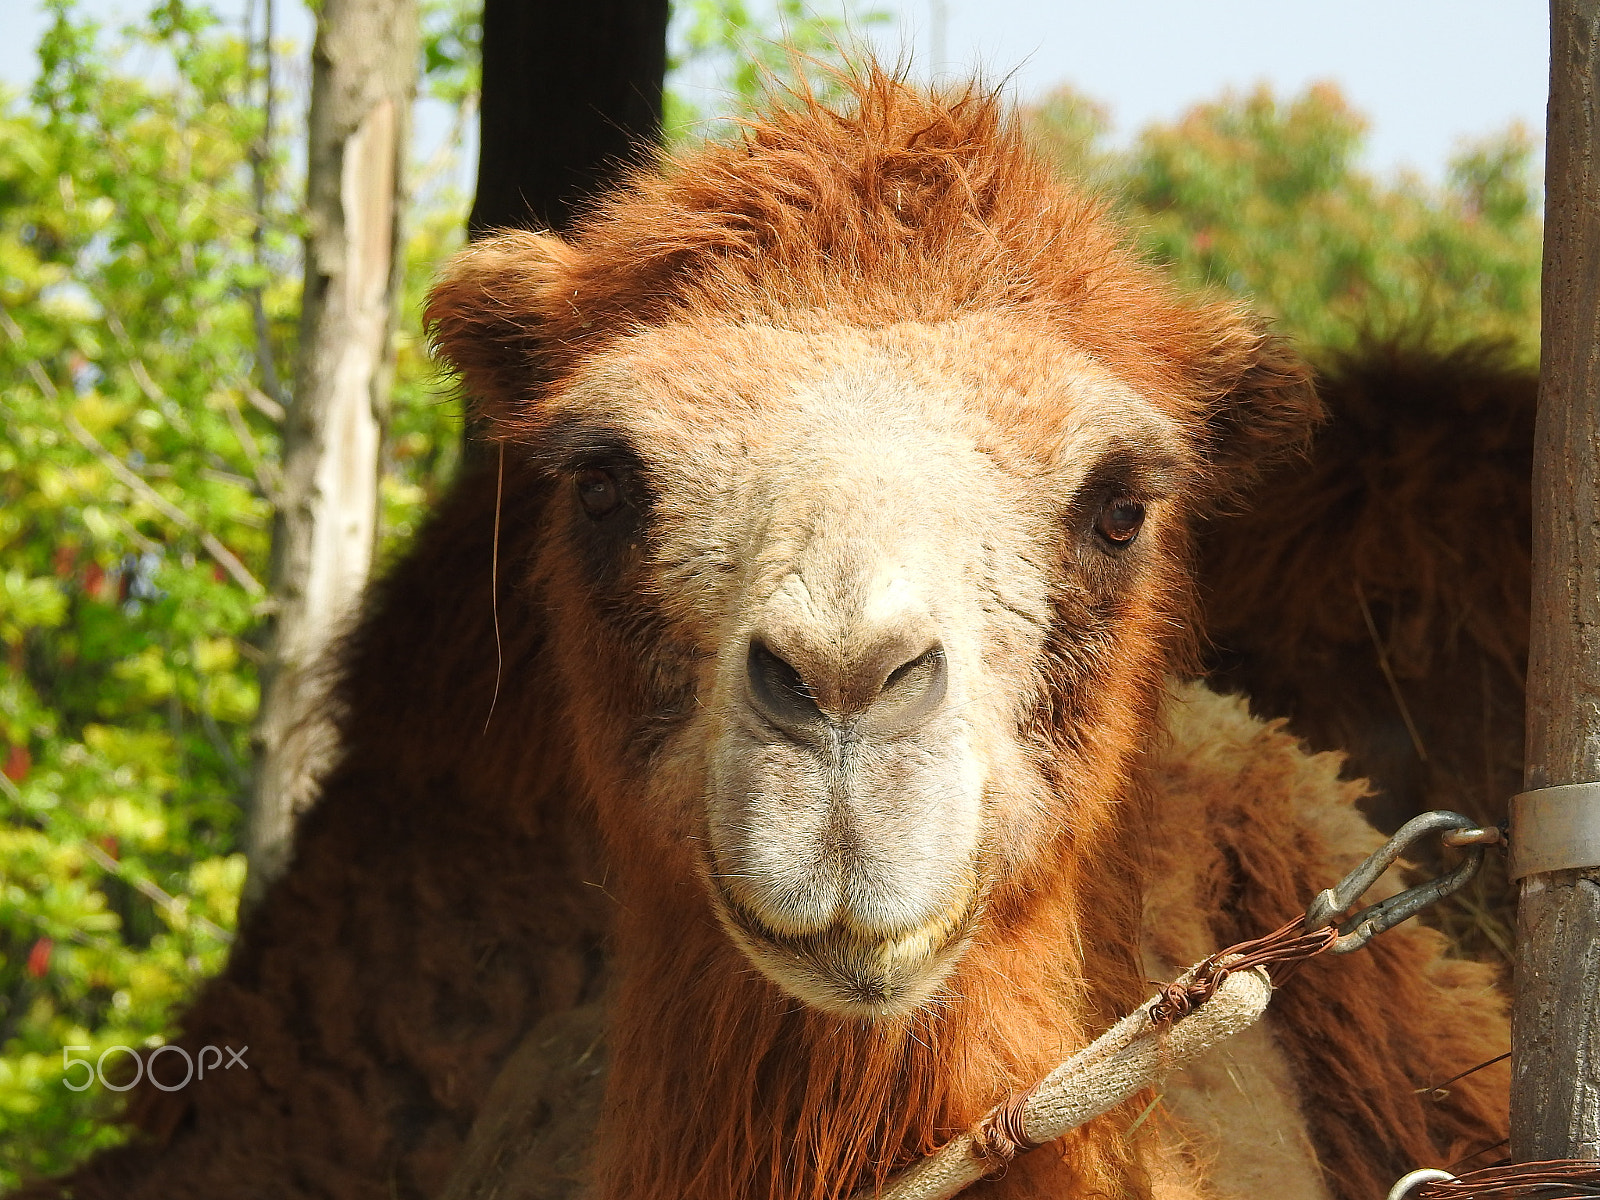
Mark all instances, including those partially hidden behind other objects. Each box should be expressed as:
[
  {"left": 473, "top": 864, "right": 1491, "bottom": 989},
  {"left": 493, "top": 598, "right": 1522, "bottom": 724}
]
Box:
[{"left": 1513, "top": 0, "right": 1600, "bottom": 1163}]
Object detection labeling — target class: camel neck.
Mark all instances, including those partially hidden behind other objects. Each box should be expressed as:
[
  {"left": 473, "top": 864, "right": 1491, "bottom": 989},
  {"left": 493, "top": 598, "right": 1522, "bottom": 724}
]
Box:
[{"left": 591, "top": 852, "right": 1149, "bottom": 1200}]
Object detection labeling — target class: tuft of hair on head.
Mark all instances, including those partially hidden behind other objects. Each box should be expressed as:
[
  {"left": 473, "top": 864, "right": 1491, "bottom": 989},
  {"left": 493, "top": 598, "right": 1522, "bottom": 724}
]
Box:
[{"left": 425, "top": 65, "right": 1320, "bottom": 496}]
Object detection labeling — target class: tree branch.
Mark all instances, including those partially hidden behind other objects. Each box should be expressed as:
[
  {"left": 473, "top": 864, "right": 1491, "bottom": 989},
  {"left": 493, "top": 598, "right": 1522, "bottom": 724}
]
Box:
[
  {"left": 63, "top": 410, "right": 266, "bottom": 596},
  {"left": 246, "top": 0, "right": 288, "bottom": 411},
  {"left": 83, "top": 842, "right": 234, "bottom": 943},
  {"left": 221, "top": 387, "right": 285, "bottom": 502},
  {"left": 0, "top": 311, "right": 268, "bottom": 597}
]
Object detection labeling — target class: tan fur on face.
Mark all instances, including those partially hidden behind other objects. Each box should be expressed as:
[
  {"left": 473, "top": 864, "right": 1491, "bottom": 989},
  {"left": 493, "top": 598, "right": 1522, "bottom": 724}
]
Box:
[
  {"left": 418, "top": 72, "right": 1338, "bottom": 1200},
  {"left": 535, "top": 316, "right": 1194, "bottom": 1016}
]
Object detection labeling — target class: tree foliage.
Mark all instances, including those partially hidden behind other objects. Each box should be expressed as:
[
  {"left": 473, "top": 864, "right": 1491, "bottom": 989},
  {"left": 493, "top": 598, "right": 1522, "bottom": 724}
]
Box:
[
  {"left": 0, "top": 5, "right": 1543, "bottom": 1188},
  {"left": 1027, "top": 82, "right": 1543, "bottom": 358},
  {"left": 1, "top": 5, "right": 276, "bottom": 1177},
  {"left": 0, "top": 1, "right": 466, "bottom": 1184}
]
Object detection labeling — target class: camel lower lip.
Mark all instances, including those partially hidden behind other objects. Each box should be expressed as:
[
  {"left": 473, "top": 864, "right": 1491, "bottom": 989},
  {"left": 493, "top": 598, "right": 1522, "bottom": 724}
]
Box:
[{"left": 710, "top": 884, "right": 977, "bottom": 1016}]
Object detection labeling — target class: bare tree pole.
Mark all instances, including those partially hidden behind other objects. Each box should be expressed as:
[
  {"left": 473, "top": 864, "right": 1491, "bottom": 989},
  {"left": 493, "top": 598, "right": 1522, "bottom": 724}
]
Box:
[
  {"left": 244, "top": 0, "right": 419, "bottom": 911},
  {"left": 1511, "top": 0, "right": 1600, "bottom": 1163}
]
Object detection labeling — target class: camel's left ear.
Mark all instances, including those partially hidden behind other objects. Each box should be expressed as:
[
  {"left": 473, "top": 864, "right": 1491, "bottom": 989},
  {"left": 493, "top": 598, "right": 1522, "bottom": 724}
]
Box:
[
  {"left": 424, "top": 229, "right": 588, "bottom": 433},
  {"left": 1195, "top": 319, "right": 1322, "bottom": 504}
]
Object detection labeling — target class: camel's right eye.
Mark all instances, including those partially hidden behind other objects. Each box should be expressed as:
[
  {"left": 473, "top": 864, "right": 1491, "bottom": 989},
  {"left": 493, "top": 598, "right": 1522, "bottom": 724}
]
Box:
[
  {"left": 576, "top": 467, "right": 622, "bottom": 518},
  {"left": 1095, "top": 498, "right": 1146, "bottom": 547}
]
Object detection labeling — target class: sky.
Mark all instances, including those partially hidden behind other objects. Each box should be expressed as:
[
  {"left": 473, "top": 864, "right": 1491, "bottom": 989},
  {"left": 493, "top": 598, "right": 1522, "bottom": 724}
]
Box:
[
  {"left": 0, "top": 0, "right": 1551, "bottom": 183},
  {"left": 892, "top": 0, "right": 1549, "bottom": 177}
]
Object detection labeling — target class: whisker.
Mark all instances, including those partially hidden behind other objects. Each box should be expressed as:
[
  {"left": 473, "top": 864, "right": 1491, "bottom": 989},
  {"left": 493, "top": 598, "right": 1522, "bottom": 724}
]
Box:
[{"left": 483, "top": 442, "right": 506, "bottom": 734}]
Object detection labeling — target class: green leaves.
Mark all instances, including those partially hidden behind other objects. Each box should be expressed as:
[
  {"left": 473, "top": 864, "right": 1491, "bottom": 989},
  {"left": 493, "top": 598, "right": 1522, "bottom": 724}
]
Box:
[
  {"left": 421, "top": 0, "right": 481, "bottom": 105},
  {"left": 0, "top": 1, "right": 281, "bottom": 1181},
  {"left": 0, "top": 572, "right": 69, "bottom": 646},
  {"left": 1, "top": 0, "right": 475, "bottom": 1170}
]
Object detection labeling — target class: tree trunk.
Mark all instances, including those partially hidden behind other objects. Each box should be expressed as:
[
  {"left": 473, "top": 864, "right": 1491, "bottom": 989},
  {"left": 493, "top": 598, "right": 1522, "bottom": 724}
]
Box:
[
  {"left": 469, "top": 0, "right": 669, "bottom": 237},
  {"left": 244, "top": 0, "right": 419, "bottom": 910},
  {"left": 1511, "top": 0, "right": 1600, "bottom": 1163}
]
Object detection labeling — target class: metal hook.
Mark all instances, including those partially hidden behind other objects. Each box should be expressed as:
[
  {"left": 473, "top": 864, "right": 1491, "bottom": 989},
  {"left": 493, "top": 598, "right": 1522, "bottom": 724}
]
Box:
[
  {"left": 1304, "top": 810, "right": 1489, "bottom": 954},
  {"left": 1385, "top": 1168, "right": 1458, "bottom": 1200}
]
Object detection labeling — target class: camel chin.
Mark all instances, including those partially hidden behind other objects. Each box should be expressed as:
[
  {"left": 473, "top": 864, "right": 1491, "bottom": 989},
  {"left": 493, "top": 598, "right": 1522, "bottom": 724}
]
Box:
[{"left": 708, "top": 873, "right": 980, "bottom": 1017}]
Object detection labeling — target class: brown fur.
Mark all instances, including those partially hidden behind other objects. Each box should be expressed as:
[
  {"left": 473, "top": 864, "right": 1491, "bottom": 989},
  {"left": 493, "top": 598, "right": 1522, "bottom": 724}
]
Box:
[
  {"left": 1200, "top": 340, "right": 1535, "bottom": 833},
  {"left": 428, "top": 73, "right": 1316, "bottom": 508},
  {"left": 1148, "top": 687, "right": 1509, "bottom": 1200},
  {"left": 19, "top": 73, "right": 1509, "bottom": 1200}
]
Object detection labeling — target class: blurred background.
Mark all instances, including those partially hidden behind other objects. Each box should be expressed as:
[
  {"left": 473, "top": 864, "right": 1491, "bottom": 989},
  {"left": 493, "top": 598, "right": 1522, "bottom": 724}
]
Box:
[{"left": 0, "top": 0, "right": 1547, "bottom": 1183}]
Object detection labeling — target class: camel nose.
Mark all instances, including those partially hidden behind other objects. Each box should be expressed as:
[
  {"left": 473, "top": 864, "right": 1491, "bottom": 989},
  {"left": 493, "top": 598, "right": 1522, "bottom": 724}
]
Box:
[{"left": 744, "top": 629, "right": 948, "bottom": 740}]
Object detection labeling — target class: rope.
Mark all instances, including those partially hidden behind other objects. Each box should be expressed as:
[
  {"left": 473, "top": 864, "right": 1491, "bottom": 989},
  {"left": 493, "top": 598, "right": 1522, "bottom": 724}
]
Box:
[
  {"left": 850, "top": 919, "right": 1346, "bottom": 1200},
  {"left": 848, "top": 961, "right": 1274, "bottom": 1200},
  {"left": 845, "top": 812, "right": 1490, "bottom": 1200},
  {"left": 1148, "top": 916, "right": 1339, "bottom": 1026}
]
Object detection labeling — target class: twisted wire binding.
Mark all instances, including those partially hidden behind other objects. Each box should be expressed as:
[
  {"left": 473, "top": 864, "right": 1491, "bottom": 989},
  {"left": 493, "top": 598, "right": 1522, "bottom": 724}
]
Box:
[
  {"left": 1418, "top": 1159, "right": 1600, "bottom": 1199},
  {"left": 972, "top": 1082, "right": 1044, "bottom": 1172},
  {"left": 1148, "top": 917, "right": 1339, "bottom": 1028}
]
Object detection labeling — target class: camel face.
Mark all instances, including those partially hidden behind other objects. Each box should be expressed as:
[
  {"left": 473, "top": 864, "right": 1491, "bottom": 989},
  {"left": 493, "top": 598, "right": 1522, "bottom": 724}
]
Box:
[{"left": 531, "top": 312, "right": 1192, "bottom": 1016}]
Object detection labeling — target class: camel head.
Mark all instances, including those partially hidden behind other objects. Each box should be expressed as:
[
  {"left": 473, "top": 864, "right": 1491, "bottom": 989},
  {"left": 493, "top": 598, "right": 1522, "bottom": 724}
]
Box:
[{"left": 426, "top": 76, "right": 1319, "bottom": 1022}]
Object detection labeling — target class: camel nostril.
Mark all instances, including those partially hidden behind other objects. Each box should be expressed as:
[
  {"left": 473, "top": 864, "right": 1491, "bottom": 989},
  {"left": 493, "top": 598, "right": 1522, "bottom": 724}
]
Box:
[
  {"left": 868, "top": 643, "right": 948, "bottom": 730},
  {"left": 744, "top": 632, "right": 949, "bottom": 737},
  {"left": 883, "top": 645, "right": 942, "bottom": 692},
  {"left": 746, "top": 639, "right": 825, "bottom": 731}
]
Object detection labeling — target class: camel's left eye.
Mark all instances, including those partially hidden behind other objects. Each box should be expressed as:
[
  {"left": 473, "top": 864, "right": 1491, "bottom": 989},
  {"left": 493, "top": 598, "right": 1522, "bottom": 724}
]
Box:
[
  {"left": 576, "top": 467, "right": 622, "bottom": 518},
  {"left": 1096, "top": 499, "right": 1145, "bottom": 546}
]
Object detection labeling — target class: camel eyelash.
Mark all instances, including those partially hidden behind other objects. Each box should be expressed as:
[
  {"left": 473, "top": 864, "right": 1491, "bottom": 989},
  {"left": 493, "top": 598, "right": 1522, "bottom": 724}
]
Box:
[
  {"left": 529, "top": 420, "right": 645, "bottom": 478},
  {"left": 560, "top": 448, "right": 640, "bottom": 481},
  {"left": 1077, "top": 443, "right": 1182, "bottom": 503}
]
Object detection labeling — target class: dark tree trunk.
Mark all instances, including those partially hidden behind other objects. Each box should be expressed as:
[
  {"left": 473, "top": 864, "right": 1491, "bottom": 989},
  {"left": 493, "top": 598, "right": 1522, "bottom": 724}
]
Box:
[
  {"left": 1511, "top": 0, "right": 1600, "bottom": 1163},
  {"left": 469, "top": 0, "right": 670, "bottom": 237}
]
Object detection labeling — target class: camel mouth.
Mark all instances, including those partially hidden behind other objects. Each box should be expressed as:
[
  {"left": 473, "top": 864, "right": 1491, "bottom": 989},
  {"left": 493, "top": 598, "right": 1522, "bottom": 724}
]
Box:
[{"left": 707, "top": 881, "right": 979, "bottom": 1018}]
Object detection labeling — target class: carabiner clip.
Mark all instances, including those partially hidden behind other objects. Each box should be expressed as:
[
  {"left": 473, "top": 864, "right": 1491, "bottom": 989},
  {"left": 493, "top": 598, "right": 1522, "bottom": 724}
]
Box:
[{"left": 1304, "top": 810, "right": 1490, "bottom": 954}]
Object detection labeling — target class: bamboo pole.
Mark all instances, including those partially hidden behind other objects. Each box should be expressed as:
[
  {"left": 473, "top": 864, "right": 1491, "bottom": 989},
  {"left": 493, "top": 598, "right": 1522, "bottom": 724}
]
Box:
[{"left": 1512, "top": 0, "right": 1600, "bottom": 1163}]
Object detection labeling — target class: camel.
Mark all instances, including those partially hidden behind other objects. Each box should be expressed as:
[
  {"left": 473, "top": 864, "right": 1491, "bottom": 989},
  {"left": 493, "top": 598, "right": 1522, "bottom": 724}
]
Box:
[{"left": 18, "top": 73, "right": 1511, "bottom": 1200}]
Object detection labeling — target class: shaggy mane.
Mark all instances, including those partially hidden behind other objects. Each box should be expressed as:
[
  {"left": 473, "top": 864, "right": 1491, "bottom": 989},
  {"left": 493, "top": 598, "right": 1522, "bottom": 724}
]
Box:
[{"left": 427, "top": 69, "right": 1315, "bottom": 505}]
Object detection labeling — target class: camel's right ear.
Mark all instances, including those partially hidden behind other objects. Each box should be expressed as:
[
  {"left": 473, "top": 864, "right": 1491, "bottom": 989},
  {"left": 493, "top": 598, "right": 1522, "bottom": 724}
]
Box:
[
  {"left": 424, "top": 230, "right": 585, "bottom": 432},
  {"left": 1192, "top": 318, "right": 1323, "bottom": 507}
]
